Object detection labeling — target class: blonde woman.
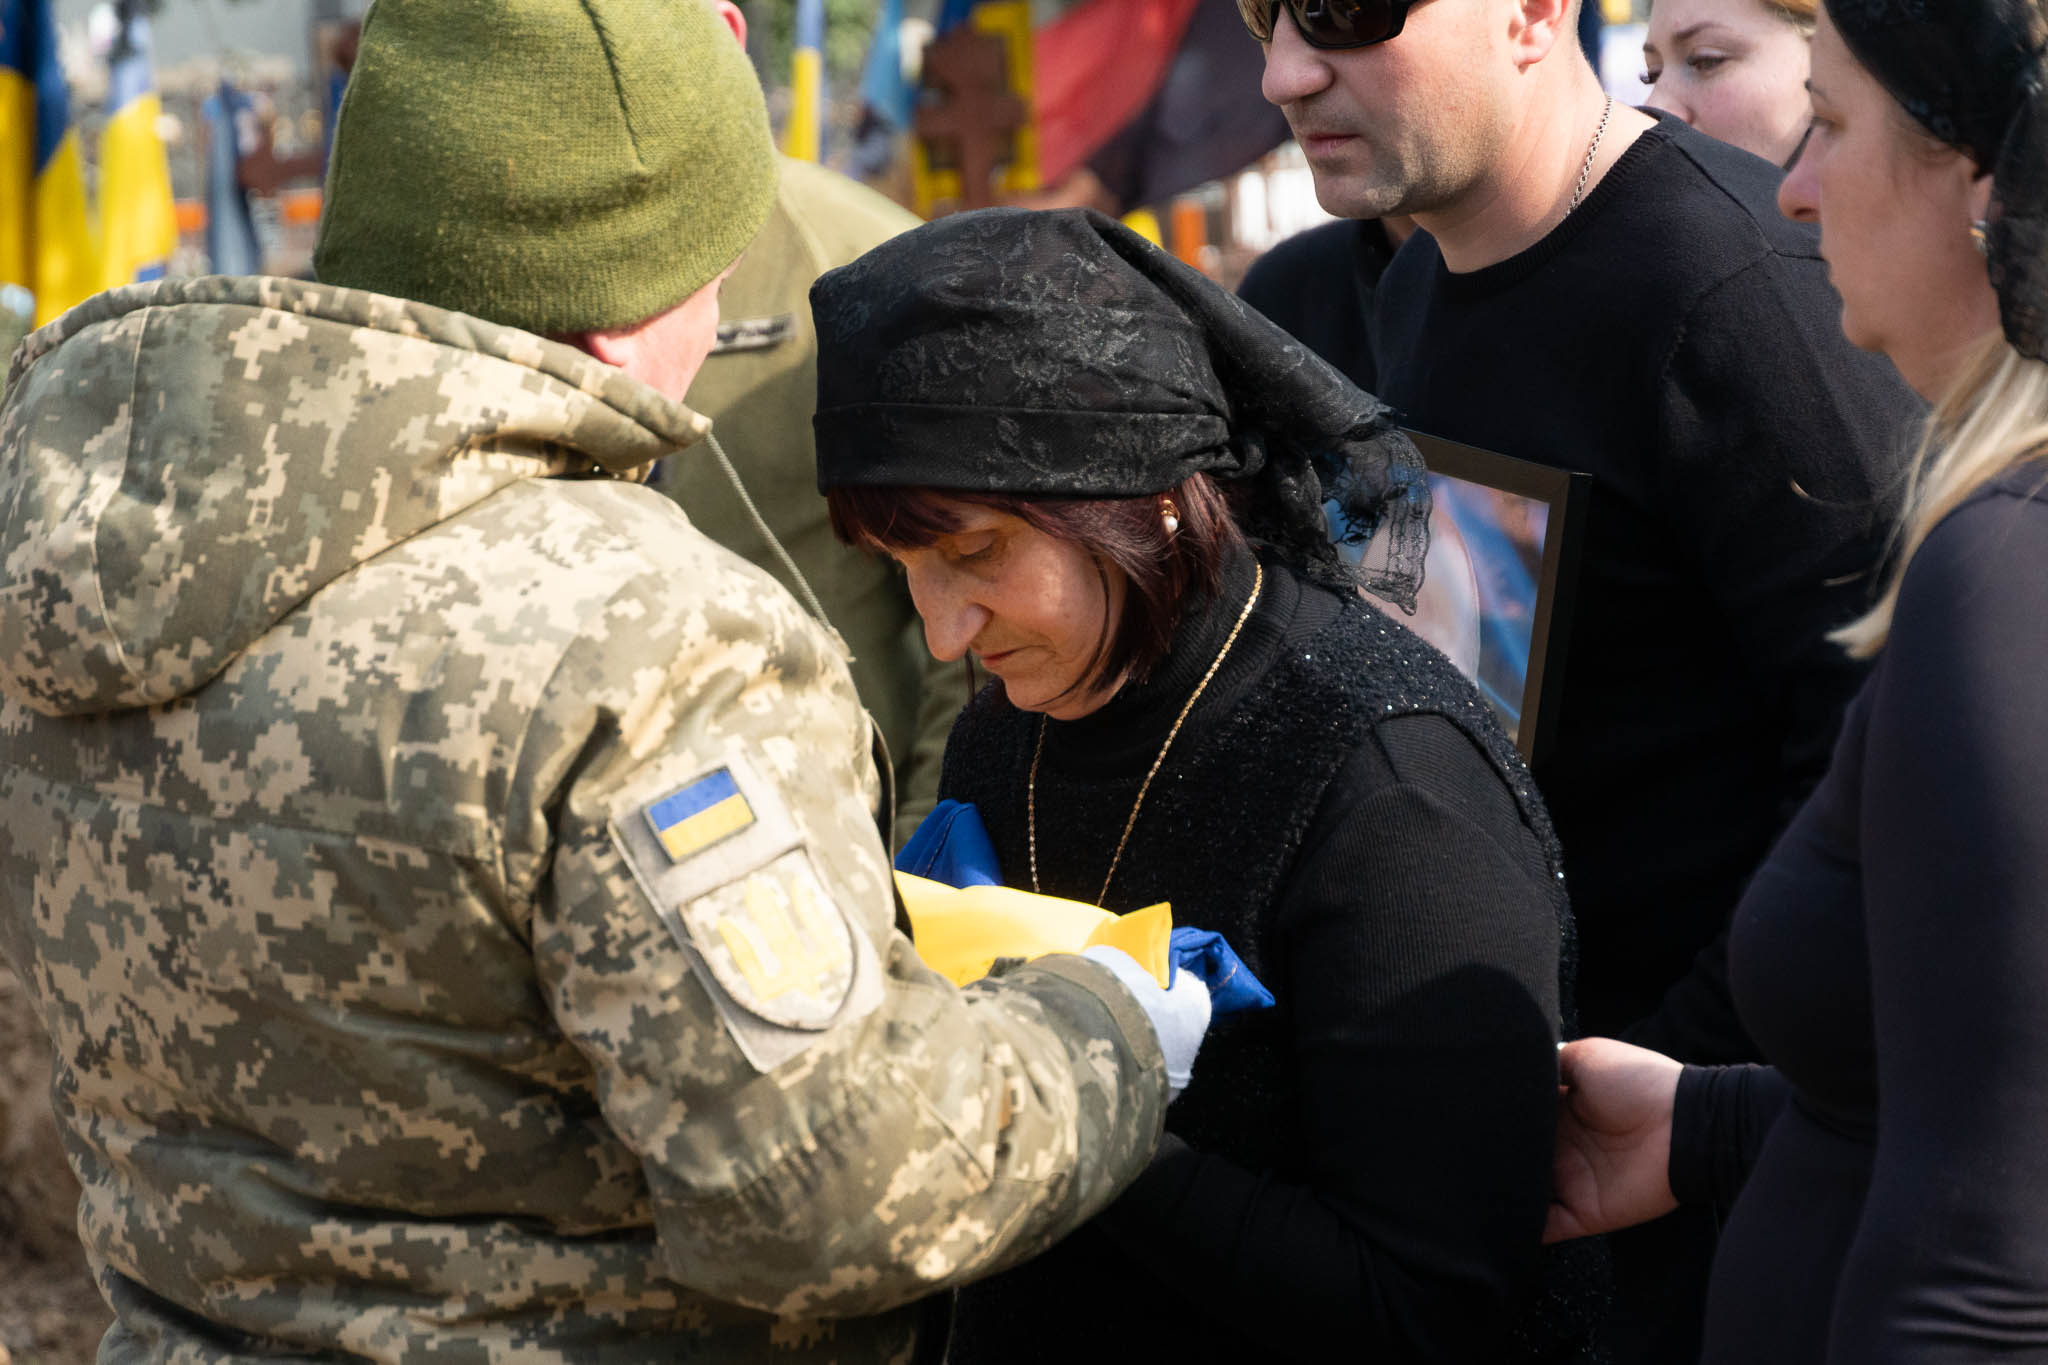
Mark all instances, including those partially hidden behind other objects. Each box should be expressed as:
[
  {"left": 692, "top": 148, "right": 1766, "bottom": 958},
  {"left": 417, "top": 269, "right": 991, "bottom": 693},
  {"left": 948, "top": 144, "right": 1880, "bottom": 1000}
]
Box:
[
  {"left": 1550, "top": 1, "right": 2048, "bottom": 1360},
  {"left": 1643, "top": 0, "right": 1816, "bottom": 165}
]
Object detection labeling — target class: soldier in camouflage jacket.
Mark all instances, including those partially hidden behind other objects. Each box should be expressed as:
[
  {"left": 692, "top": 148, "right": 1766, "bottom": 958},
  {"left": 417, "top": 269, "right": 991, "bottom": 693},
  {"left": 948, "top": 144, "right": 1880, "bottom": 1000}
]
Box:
[
  {"left": 0, "top": 2, "right": 1184, "bottom": 1360},
  {"left": 0, "top": 268, "right": 1175, "bottom": 1362}
]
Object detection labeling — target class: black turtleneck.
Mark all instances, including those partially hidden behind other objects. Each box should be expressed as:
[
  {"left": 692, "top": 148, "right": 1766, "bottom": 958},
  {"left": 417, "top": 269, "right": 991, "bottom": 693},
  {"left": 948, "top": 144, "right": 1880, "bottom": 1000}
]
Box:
[{"left": 939, "top": 548, "right": 1602, "bottom": 1364}]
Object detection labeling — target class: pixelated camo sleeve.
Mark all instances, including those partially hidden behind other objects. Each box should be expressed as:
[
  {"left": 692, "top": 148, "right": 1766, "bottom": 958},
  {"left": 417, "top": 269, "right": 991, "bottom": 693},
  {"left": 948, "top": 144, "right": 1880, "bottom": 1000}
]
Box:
[{"left": 524, "top": 498, "right": 1167, "bottom": 1320}]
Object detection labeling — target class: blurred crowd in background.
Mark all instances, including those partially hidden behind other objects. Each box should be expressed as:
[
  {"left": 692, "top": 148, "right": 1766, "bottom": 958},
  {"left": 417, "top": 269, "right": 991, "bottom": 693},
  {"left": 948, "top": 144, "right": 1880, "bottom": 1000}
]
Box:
[{"left": 1, "top": 0, "right": 1656, "bottom": 360}]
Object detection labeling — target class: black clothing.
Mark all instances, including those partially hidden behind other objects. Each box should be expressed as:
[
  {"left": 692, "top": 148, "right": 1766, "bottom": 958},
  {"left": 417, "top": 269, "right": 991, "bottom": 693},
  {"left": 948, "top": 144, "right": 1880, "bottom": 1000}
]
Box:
[
  {"left": 1670, "top": 470, "right": 2048, "bottom": 1364},
  {"left": 1237, "top": 217, "right": 1398, "bottom": 393},
  {"left": 1828, "top": 0, "right": 2035, "bottom": 171},
  {"left": 810, "top": 206, "right": 1431, "bottom": 608},
  {"left": 1669, "top": 1064, "right": 1789, "bottom": 1225},
  {"left": 939, "top": 550, "right": 1602, "bottom": 1363},
  {"left": 1828, "top": 0, "right": 2048, "bottom": 361},
  {"left": 1371, "top": 116, "right": 1923, "bottom": 1062}
]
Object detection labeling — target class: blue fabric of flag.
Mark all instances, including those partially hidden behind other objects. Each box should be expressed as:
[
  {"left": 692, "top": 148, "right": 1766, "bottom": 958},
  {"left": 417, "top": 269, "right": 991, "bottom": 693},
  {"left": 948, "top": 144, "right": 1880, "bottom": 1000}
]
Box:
[
  {"left": 934, "top": 0, "right": 977, "bottom": 36},
  {"left": 793, "top": 0, "right": 825, "bottom": 51},
  {"left": 896, "top": 799, "right": 1002, "bottom": 887},
  {"left": 202, "top": 80, "right": 262, "bottom": 276},
  {"left": 858, "top": 0, "right": 912, "bottom": 129},
  {"left": 3, "top": 0, "right": 69, "bottom": 173},
  {"left": 645, "top": 768, "right": 755, "bottom": 861},
  {"left": 106, "top": 21, "right": 152, "bottom": 112},
  {"left": 650, "top": 768, "right": 741, "bottom": 826}
]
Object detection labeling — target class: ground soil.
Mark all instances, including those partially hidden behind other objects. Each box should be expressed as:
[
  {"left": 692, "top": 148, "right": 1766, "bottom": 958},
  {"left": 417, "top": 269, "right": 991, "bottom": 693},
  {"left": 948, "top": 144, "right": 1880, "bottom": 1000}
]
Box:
[
  {"left": 0, "top": 1242, "right": 107, "bottom": 1365},
  {"left": 1, "top": 967, "right": 112, "bottom": 1365}
]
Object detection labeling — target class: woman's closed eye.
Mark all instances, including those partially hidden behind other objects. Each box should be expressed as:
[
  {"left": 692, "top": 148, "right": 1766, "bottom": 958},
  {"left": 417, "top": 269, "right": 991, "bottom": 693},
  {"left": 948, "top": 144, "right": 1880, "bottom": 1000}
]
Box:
[{"left": 944, "top": 532, "right": 1001, "bottom": 565}]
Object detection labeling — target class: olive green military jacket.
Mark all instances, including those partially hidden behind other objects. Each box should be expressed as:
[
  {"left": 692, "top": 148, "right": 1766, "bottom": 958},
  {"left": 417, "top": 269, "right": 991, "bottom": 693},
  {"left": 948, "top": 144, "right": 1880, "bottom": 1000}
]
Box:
[
  {"left": 656, "top": 159, "right": 966, "bottom": 842},
  {"left": 0, "top": 277, "right": 1165, "bottom": 1363}
]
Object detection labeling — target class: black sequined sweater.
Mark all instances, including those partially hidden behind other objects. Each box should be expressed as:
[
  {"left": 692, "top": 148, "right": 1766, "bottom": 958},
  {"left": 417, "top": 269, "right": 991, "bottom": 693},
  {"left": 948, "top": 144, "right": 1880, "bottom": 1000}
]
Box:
[{"left": 938, "top": 549, "right": 1601, "bottom": 1363}]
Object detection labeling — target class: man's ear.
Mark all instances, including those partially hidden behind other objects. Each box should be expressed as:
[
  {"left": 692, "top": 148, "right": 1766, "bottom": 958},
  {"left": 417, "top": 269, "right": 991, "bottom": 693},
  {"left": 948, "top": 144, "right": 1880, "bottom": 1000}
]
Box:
[
  {"left": 1508, "top": 0, "right": 1576, "bottom": 68},
  {"left": 578, "top": 328, "right": 641, "bottom": 371},
  {"left": 714, "top": 0, "right": 747, "bottom": 46}
]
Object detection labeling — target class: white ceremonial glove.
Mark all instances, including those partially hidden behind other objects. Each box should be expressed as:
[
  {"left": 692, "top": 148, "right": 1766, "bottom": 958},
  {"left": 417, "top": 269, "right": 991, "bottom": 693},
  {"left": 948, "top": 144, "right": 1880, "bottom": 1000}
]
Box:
[{"left": 1082, "top": 944, "right": 1213, "bottom": 1101}]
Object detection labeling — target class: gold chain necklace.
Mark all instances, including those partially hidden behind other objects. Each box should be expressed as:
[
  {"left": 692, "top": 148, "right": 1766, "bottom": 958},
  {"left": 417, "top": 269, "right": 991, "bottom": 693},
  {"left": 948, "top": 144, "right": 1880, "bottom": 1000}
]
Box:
[{"left": 1028, "top": 562, "right": 1264, "bottom": 906}]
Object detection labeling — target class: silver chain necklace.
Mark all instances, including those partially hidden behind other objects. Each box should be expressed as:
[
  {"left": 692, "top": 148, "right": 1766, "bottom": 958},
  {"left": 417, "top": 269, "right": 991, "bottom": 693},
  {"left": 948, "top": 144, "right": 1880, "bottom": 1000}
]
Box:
[{"left": 1570, "top": 96, "right": 1615, "bottom": 214}]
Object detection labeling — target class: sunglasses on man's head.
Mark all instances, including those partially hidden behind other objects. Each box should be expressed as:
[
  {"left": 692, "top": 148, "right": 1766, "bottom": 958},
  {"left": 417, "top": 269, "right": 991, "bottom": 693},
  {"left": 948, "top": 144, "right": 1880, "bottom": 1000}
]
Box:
[{"left": 1236, "top": 0, "right": 1425, "bottom": 50}]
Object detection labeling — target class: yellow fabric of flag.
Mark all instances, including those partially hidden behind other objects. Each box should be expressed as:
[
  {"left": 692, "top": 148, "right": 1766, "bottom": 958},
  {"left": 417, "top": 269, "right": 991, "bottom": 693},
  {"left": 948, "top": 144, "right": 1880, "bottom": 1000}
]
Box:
[
  {"left": 780, "top": 0, "right": 825, "bottom": 162},
  {"left": 98, "top": 93, "right": 176, "bottom": 291},
  {"left": 782, "top": 46, "right": 823, "bottom": 162},
  {"left": 1, "top": 0, "right": 101, "bottom": 327},
  {"left": 98, "top": 21, "right": 177, "bottom": 294},
  {"left": 895, "top": 871, "right": 1174, "bottom": 988}
]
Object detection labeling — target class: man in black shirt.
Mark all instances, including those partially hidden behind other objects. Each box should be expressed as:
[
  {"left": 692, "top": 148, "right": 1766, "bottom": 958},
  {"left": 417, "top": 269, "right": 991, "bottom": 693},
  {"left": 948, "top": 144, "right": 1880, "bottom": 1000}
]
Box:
[
  {"left": 1249, "top": 0, "right": 1918, "bottom": 1059},
  {"left": 1246, "top": 0, "right": 1922, "bottom": 1357}
]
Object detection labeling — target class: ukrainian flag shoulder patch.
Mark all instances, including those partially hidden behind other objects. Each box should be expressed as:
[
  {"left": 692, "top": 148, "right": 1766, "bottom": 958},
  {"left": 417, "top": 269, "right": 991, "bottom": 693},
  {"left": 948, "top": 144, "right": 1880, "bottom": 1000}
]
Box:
[
  {"left": 645, "top": 767, "right": 755, "bottom": 862},
  {"left": 607, "top": 751, "right": 886, "bottom": 1071}
]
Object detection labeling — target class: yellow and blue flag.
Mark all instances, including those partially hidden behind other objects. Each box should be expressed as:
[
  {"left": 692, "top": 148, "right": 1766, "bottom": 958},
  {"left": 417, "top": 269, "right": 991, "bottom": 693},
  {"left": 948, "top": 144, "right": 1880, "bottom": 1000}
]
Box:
[
  {"left": 644, "top": 768, "right": 756, "bottom": 863},
  {"left": 1, "top": 0, "right": 99, "bottom": 326},
  {"left": 781, "top": 0, "right": 824, "bottom": 163},
  {"left": 96, "top": 5, "right": 176, "bottom": 291}
]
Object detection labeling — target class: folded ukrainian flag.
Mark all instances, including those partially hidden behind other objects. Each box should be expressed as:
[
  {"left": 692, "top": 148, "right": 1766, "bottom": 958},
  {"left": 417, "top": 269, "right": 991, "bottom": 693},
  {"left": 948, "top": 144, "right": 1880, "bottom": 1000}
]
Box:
[
  {"left": 895, "top": 871, "right": 1175, "bottom": 988},
  {"left": 893, "top": 801, "right": 1277, "bottom": 1013}
]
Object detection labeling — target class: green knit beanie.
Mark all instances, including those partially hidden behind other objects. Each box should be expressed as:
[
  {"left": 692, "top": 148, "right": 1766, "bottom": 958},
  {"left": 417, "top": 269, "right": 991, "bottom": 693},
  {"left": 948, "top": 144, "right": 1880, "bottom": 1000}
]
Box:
[{"left": 314, "top": 0, "right": 777, "bottom": 335}]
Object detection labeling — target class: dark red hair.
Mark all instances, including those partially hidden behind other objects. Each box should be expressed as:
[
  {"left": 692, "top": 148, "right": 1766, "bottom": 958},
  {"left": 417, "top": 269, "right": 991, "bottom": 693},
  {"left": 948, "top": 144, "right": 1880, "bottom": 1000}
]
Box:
[{"left": 827, "top": 475, "right": 1246, "bottom": 697}]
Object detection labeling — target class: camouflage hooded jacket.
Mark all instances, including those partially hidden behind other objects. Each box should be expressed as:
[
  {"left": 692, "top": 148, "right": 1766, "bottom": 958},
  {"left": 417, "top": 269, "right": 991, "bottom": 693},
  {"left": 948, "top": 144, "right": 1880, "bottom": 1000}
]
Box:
[{"left": 0, "top": 277, "right": 1165, "bottom": 1363}]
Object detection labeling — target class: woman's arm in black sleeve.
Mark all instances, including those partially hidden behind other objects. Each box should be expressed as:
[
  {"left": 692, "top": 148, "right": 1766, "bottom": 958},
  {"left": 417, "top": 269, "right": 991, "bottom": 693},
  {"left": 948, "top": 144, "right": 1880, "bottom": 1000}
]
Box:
[
  {"left": 1823, "top": 487, "right": 2048, "bottom": 1364},
  {"left": 1093, "top": 712, "right": 1564, "bottom": 1360},
  {"left": 1668, "top": 1063, "right": 1790, "bottom": 1223}
]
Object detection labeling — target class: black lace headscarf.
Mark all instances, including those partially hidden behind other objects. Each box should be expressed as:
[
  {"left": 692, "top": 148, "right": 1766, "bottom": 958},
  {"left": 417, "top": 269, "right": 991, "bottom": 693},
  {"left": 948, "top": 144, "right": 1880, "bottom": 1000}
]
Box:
[
  {"left": 1828, "top": 0, "right": 2048, "bottom": 357},
  {"left": 810, "top": 207, "right": 1431, "bottom": 610}
]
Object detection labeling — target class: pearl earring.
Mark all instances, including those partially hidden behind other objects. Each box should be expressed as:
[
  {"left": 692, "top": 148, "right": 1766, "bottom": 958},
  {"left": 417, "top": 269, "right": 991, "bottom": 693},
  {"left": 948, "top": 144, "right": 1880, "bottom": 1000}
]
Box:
[
  {"left": 1972, "top": 219, "right": 1990, "bottom": 257},
  {"left": 1160, "top": 497, "right": 1181, "bottom": 536}
]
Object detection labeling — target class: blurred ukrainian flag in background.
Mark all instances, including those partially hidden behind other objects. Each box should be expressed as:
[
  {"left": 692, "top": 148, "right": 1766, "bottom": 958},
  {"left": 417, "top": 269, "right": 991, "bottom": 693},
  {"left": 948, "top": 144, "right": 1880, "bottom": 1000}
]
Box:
[
  {"left": 781, "top": 0, "right": 824, "bottom": 162},
  {"left": 1, "top": 0, "right": 99, "bottom": 326},
  {"left": 96, "top": 4, "right": 175, "bottom": 290}
]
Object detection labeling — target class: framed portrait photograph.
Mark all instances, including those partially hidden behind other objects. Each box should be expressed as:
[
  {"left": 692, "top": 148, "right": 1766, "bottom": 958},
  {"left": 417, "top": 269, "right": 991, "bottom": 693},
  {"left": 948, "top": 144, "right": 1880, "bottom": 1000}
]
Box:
[{"left": 1359, "top": 431, "right": 1588, "bottom": 765}]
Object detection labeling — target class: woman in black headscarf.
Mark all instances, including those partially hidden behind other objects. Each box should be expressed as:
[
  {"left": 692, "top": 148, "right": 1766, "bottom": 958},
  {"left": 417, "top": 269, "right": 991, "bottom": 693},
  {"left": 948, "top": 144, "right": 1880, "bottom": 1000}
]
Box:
[
  {"left": 1550, "top": 2, "right": 2048, "bottom": 1360},
  {"left": 812, "top": 208, "right": 1601, "bottom": 1363}
]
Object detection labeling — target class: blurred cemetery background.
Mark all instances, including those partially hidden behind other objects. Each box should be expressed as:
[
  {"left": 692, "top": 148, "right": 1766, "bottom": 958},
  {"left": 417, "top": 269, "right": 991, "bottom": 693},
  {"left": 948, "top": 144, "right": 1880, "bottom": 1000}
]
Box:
[{"left": 5, "top": 0, "right": 1657, "bottom": 362}]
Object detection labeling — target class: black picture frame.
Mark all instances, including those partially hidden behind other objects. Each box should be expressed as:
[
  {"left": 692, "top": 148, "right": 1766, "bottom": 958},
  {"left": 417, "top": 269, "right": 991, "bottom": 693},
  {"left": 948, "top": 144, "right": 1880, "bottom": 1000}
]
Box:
[{"left": 1378, "top": 431, "right": 1588, "bottom": 766}]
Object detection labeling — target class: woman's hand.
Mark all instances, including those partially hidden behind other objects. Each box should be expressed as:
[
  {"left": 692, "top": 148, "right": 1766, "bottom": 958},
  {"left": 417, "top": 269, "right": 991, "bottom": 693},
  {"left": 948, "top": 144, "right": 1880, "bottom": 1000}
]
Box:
[{"left": 1545, "top": 1037, "right": 1684, "bottom": 1243}]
